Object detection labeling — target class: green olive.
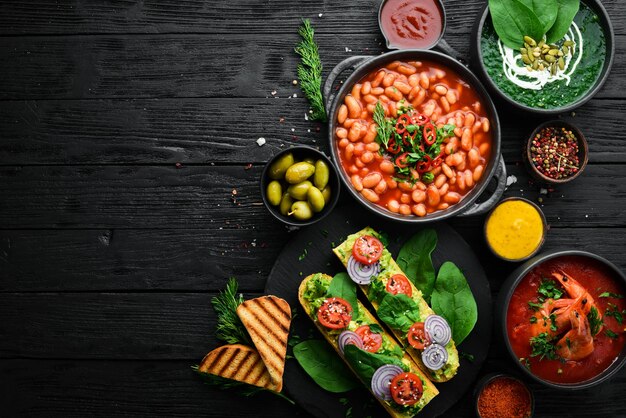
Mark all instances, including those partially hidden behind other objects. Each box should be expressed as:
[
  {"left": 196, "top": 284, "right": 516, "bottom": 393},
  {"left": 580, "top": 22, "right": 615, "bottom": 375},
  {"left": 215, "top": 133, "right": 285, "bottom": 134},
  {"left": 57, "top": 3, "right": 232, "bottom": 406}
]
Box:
[
  {"left": 285, "top": 162, "right": 315, "bottom": 184},
  {"left": 266, "top": 180, "right": 282, "bottom": 206},
  {"left": 279, "top": 192, "right": 294, "bottom": 216},
  {"left": 313, "top": 160, "right": 330, "bottom": 190},
  {"left": 321, "top": 185, "right": 332, "bottom": 203},
  {"left": 307, "top": 187, "right": 325, "bottom": 213},
  {"left": 287, "top": 180, "right": 312, "bottom": 200},
  {"left": 303, "top": 157, "right": 316, "bottom": 165},
  {"left": 268, "top": 153, "right": 295, "bottom": 180},
  {"left": 289, "top": 201, "right": 313, "bottom": 221}
]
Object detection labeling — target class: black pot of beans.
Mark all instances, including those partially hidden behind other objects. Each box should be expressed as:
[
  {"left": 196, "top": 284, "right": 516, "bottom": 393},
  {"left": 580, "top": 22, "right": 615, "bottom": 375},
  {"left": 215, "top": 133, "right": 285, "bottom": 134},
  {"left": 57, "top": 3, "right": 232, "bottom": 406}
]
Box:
[{"left": 323, "top": 48, "right": 506, "bottom": 223}]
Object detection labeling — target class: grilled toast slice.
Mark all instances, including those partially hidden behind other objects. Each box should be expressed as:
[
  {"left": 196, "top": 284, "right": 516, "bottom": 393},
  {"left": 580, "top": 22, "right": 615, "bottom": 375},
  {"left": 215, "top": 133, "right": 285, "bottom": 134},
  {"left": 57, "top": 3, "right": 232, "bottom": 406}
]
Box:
[
  {"left": 198, "top": 343, "right": 277, "bottom": 390},
  {"left": 236, "top": 295, "right": 291, "bottom": 391}
]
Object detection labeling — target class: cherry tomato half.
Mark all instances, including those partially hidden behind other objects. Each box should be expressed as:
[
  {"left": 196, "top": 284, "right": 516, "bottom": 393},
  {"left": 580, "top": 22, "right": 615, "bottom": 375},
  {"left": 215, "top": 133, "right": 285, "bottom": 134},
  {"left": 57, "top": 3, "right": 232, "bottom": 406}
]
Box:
[
  {"left": 355, "top": 325, "right": 383, "bottom": 353},
  {"left": 423, "top": 122, "right": 436, "bottom": 146},
  {"left": 352, "top": 235, "right": 384, "bottom": 265},
  {"left": 386, "top": 274, "right": 413, "bottom": 297},
  {"left": 407, "top": 322, "right": 429, "bottom": 349},
  {"left": 317, "top": 297, "right": 352, "bottom": 329},
  {"left": 395, "top": 152, "right": 410, "bottom": 169},
  {"left": 390, "top": 372, "right": 424, "bottom": 406}
]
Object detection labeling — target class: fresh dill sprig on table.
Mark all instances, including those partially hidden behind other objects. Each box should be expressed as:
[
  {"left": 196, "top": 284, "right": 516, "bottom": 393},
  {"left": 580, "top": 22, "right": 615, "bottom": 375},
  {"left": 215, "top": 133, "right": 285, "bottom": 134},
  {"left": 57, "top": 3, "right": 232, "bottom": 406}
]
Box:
[
  {"left": 295, "top": 19, "right": 327, "bottom": 122},
  {"left": 211, "top": 277, "right": 252, "bottom": 345}
]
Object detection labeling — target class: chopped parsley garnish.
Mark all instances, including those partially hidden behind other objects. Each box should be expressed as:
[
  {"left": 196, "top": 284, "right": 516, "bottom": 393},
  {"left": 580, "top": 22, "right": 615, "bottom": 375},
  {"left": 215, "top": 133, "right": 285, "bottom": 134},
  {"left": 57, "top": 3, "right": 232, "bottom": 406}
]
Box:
[
  {"left": 606, "top": 329, "right": 620, "bottom": 339},
  {"left": 529, "top": 316, "right": 538, "bottom": 324},
  {"left": 538, "top": 279, "right": 564, "bottom": 300},
  {"left": 605, "top": 303, "right": 625, "bottom": 325},
  {"left": 588, "top": 306, "right": 604, "bottom": 336},
  {"left": 530, "top": 332, "right": 559, "bottom": 361},
  {"left": 599, "top": 292, "right": 623, "bottom": 299},
  {"left": 528, "top": 301, "right": 544, "bottom": 311},
  {"left": 298, "top": 248, "right": 308, "bottom": 261}
]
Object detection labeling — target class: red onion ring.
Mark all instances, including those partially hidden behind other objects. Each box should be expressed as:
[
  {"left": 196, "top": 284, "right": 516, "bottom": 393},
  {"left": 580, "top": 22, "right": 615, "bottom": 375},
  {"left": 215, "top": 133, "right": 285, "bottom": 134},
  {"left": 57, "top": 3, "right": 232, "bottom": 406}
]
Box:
[
  {"left": 347, "top": 255, "right": 380, "bottom": 285},
  {"left": 338, "top": 330, "right": 363, "bottom": 354},
  {"left": 371, "top": 364, "right": 403, "bottom": 401},
  {"left": 421, "top": 343, "right": 448, "bottom": 371},
  {"left": 424, "top": 314, "right": 452, "bottom": 346}
]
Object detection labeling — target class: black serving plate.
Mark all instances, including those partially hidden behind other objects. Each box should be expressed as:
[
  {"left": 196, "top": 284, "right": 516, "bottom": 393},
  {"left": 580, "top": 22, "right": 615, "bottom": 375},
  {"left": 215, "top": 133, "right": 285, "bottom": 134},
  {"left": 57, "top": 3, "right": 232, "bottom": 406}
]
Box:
[{"left": 265, "top": 204, "right": 492, "bottom": 418}]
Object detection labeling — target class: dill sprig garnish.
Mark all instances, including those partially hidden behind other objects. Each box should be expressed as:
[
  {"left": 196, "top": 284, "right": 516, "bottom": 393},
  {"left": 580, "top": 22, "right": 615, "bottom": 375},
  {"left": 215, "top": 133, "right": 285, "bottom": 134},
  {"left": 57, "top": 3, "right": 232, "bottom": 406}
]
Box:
[
  {"left": 191, "top": 366, "right": 295, "bottom": 404},
  {"left": 211, "top": 277, "right": 252, "bottom": 345},
  {"left": 295, "top": 19, "right": 327, "bottom": 122}
]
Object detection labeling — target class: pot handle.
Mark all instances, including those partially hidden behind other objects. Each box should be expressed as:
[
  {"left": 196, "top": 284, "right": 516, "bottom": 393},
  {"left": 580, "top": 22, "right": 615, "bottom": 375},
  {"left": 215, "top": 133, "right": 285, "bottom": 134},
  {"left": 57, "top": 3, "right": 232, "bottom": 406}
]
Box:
[
  {"left": 458, "top": 156, "right": 507, "bottom": 217},
  {"left": 323, "top": 55, "right": 372, "bottom": 115},
  {"left": 433, "top": 39, "right": 468, "bottom": 66}
]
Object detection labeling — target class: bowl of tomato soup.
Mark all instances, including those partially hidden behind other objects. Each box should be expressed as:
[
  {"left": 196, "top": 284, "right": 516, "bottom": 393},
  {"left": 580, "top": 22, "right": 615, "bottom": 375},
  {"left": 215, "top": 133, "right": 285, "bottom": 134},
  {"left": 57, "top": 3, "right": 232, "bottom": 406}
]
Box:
[
  {"left": 497, "top": 250, "right": 626, "bottom": 389},
  {"left": 323, "top": 49, "right": 506, "bottom": 222}
]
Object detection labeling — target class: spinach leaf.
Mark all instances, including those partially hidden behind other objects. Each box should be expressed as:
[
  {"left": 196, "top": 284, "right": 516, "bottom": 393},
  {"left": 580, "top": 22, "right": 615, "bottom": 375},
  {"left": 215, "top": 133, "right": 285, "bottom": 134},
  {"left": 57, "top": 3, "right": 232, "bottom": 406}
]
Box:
[
  {"left": 430, "top": 262, "right": 477, "bottom": 344},
  {"left": 327, "top": 272, "right": 359, "bottom": 314},
  {"left": 293, "top": 340, "right": 359, "bottom": 393},
  {"left": 367, "top": 277, "right": 387, "bottom": 304},
  {"left": 343, "top": 344, "right": 407, "bottom": 383},
  {"left": 488, "top": 0, "right": 544, "bottom": 49},
  {"left": 377, "top": 293, "right": 421, "bottom": 333},
  {"left": 397, "top": 229, "right": 437, "bottom": 302},
  {"left": 546, "top": 0, "right": 579, "bottom": 43},
  {"left": 519, "top": 0, "right": 558, "bottom": 34}
]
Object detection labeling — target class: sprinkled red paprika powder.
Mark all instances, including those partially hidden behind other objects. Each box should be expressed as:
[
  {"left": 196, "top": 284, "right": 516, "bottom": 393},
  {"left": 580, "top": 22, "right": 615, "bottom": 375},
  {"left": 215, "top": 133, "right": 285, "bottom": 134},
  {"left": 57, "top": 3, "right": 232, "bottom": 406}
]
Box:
[{"left": 477, "top": 376, "right": 532, "bottom": 418}]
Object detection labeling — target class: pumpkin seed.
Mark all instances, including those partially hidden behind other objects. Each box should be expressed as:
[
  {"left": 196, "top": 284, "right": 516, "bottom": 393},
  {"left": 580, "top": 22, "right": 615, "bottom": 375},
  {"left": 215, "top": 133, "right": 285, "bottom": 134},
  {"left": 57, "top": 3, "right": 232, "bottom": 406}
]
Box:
[
  {"left": 563, "top": 40, "right": 575, "bottom": 47},
  {"left": 562, "top": 45, "right": 569, "bottom": 55},
  {"left": 538, "top": 62, "right": 545, "bottom": 71},
  {"left": 548, "top": 49, "right": 559, "bottom": 56},
  {"left": 558, "top": 57, "right": 565, "bottom": 70},
  {"left": 533, "top": 51, "right": 541, "bottom": 57},
  {"left": 532, "top": 60, "right": 539, "bottom": 70},
  {"left": 557, "top": 50, "right": 564, "bottom": 57},
  {"left": 538, "top": 40, "right": 545, "bottom": 48},
  {"left": 524, "top": 36, "right": 537, "bottom": 47},
  {"left": 551, "top": 64, "right": 557, "bottom": 75},
  {"left": 544, "top": 54, "right": 556, "bottom": 63},
  {"left": 528, "top": 52, "right": 535, "bottom": 62},
  {"left": 522, "top": 54, "right": 531, "bottom": 64}
]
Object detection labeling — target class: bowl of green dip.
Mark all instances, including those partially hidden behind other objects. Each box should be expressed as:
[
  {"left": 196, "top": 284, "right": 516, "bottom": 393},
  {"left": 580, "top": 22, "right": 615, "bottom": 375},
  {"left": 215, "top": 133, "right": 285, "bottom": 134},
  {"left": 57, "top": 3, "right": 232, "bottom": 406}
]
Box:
[{"left": 471, "top": 0, "right": 614, "bottom": 114}]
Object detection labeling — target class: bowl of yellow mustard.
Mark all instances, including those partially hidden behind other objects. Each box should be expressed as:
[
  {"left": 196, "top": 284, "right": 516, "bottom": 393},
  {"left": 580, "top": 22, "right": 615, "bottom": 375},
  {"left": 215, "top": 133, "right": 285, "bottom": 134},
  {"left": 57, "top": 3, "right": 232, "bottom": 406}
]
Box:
[{"left": 484, "top": 197, "right": 547, "bottom": 262}]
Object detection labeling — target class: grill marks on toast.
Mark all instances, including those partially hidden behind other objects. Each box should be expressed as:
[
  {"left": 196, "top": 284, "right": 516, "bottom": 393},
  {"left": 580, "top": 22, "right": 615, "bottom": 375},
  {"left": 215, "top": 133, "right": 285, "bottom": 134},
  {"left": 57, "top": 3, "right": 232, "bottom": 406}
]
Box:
[
  {"left": 236, "top": 296, "right": 291, "bottom": 390},
  {"left": 198, "top": 344, "right": 275, "bottom": 389}
]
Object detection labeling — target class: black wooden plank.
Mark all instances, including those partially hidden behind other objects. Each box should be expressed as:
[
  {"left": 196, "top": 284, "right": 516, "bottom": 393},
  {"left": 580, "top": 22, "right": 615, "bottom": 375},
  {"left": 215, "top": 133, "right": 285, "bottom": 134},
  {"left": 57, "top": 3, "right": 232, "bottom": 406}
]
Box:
[
  {"left": 0, "top": 229, "right": 283, "bottom": 292},
  {"left": 0, "top": 0, "right": 623, "bottom": 35},
  {"left": 1, "top": 98, "right": 625, "bottom": 165},
  {"left": 0, "top": 33, "right": 623, "bottom": 100},
  {"left": 0, "top": 226, "right": 624, "bottom": 293},
  {"left": 0, "top": 358, "right": 624, "bottom": 418},
  {"left": 0, "top": 359, "right": 309, "bottom": 417},
  {"left": 1, "top": 164, "right": 625, "bottom": 229}
]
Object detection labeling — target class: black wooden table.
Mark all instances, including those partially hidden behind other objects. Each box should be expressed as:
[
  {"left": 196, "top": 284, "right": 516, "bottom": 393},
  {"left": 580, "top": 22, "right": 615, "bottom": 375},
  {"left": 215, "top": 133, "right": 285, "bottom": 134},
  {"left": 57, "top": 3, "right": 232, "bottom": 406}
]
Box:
[{"left": 1, "top": 1, "right": 625, "bottom": 417}]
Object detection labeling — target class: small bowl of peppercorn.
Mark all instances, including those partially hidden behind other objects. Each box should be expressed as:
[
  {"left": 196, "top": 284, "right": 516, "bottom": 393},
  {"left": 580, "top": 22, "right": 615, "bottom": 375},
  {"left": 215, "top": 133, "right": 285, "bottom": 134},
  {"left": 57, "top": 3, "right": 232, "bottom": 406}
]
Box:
[{"left": 524, "top": 120, "right": 589, "bottom": 185}]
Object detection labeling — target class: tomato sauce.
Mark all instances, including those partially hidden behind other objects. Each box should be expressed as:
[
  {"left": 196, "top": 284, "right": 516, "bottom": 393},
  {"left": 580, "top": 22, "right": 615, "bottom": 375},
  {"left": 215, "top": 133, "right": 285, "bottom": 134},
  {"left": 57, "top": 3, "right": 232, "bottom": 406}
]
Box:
[
  {"left": 335, "top": 60, "right": 492, "bottom": 218},
  {"left": 380, "top": 0, "right": 444, "bottom": 49},
  {"left": 507, "top": 255, "right": 626, "bottom": 384}
]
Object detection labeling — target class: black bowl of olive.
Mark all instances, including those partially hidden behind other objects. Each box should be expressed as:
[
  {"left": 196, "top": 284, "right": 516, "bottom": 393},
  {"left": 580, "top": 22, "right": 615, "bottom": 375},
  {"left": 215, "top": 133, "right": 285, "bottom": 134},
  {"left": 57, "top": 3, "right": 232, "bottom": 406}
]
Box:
[{"left": 261, "top": 146, "right": 340, "bottom": 227}]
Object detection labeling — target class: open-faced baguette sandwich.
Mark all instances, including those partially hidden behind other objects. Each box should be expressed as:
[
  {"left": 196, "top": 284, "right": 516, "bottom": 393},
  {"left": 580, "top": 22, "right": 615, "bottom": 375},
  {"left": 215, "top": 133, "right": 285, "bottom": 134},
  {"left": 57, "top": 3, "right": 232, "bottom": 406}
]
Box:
[
  {"left": 299, "top": 273, "right": 438, "bottom": 417},
  {"left": 333, "top": 227, "right": 460, "bottom": 382}
]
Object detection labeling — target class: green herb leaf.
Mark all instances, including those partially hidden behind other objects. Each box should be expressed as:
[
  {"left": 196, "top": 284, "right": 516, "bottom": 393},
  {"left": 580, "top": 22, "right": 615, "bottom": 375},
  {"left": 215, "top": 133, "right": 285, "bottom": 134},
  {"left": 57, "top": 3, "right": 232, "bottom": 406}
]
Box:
[
  {"left": 488, "top": 0, "right": 544, "bottom": 49},
  {"left": 343, "top": 344, "right": 407, "bottom": 383},
  {"left": 528, "top": 301, "right": 544, "bottom": 311},
  {"left": 293, "top": 340, "right": 360, "bottom": 392},
  {"left": 397, "top": 229, "right": 438, "bottom": 301},
  {"left": 211, "top": 278, "right": 252, "bottom": 345},
  {"left": 538, "top": 279, "right": 564, "bottom": 300},
  {"left": 431, "top": 262, "right": 478, "bottom": 344},
  {"left": 518, "top": 0, "right": 559, "bottom": 33},
  {"left": 377, "top": 293, "right": 421, "bottom": 333},
  {"left": 327, "top": 272, "right": 359, "bottom": 315},
  {"left": 605, "top": 303, "right": 625, "bottom": 325},
  {"left": 368, "top": 323, "right": 385, "bottom": 334},
  {"left": 367, "top": 278, "right": 388, "bottom": 305},
  {"left": 546, "top": 0, "right": 580, "bottom": 43},
  {"left": 599, "top": 292, "right": 624, "bottom": 299},
  {"left": 588, "top": 306, "right": 604, "bottom": 336},
  {"left": 529, "top": 332, "right": 559, "bottom": 360},
  {"left": 295, "top": 19, "right": 326, "bottom": 122},
  {"left": 374, "top": 102, "right": 394, "bottom": 148},
  {"left": 606, "top": 329, "right": 620, "bottom": 339}
]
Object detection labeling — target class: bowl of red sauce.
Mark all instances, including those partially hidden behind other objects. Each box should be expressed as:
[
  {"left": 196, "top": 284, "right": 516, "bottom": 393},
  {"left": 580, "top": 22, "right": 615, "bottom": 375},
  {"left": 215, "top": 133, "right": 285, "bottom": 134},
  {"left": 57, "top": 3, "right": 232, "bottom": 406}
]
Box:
[
  {"left": 378, "top": 0, "right": 446, "bottom": 50},
  {"left": 496, "top": 250, "right": 626, "bottom": 389}
]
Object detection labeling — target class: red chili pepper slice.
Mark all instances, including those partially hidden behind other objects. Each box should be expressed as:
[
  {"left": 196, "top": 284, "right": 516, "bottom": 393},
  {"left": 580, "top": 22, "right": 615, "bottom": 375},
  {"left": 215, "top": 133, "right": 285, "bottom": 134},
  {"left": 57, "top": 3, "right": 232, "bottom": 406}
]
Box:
[
  {"left": 431, "top": 156, "right": 443, "bottom": 168},
  {"left": 423, "top": 123, "right": 436, "bottom": 146},
  {"left": 386, "top": 139, "right": 401, "bottom": 155},
  {"left": 396, "top": 152, "right": 410, "bottom": 169},
  {"left": 413, "top": 114, "right": 430, "bottom": 126},
  {"left": 395, "top": 114, "right": 411, "bottom": 134},
  {"left": 416, "top": 155, "right": 432, "bottom": 173},
  {"left": 402, "top": 130, "right": 415, "bottom": 147}
]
